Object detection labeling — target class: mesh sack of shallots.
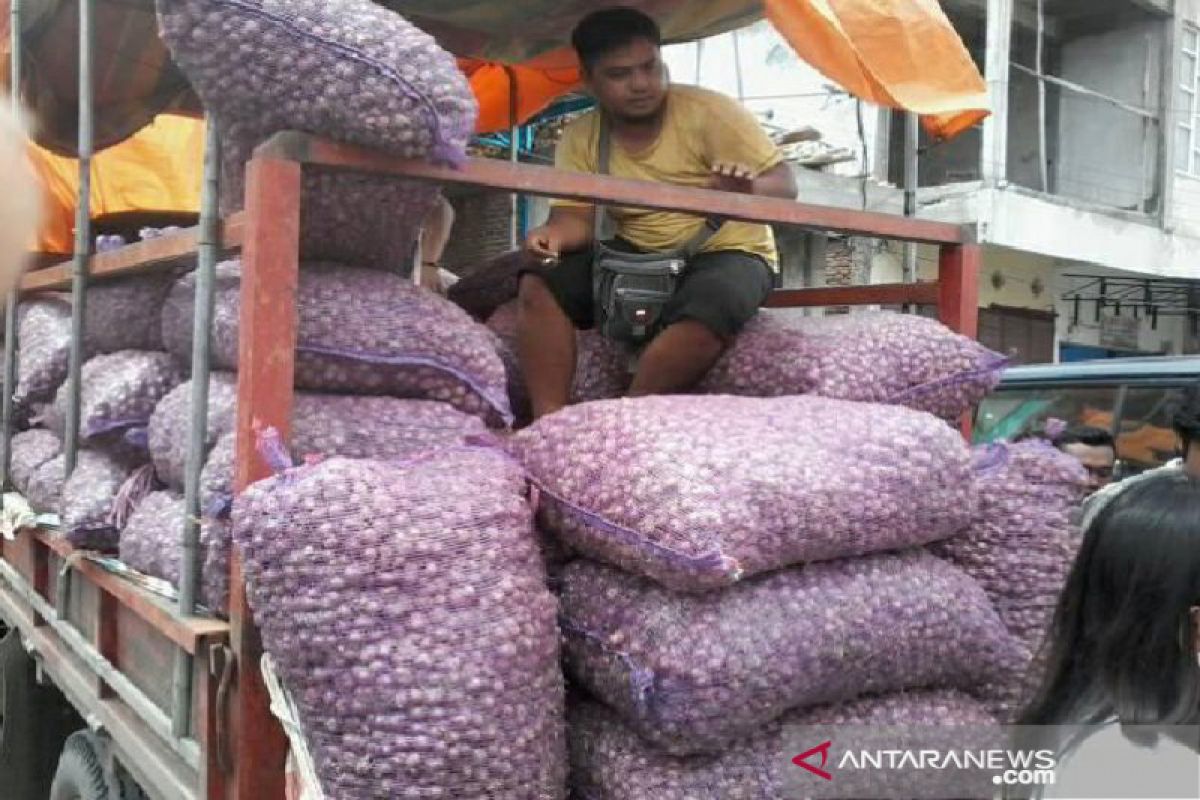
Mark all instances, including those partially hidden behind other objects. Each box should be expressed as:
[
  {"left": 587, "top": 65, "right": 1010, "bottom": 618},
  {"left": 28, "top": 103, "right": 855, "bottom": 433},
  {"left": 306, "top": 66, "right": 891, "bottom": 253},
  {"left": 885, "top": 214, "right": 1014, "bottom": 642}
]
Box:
[
  {"left": 486, "top": 300, "right": 629, "bottom": 422},
  {"left": 11, "top": 429, "right": 62, "bottom": 496},
  {"left": 931, "top": 441, "right": 1087, "bottom": 721},
  {"left": 569, "top": 690, "right": 999, "bottom": 800},
  {"left": 149, "top": 372, "right": 490, "bottom": 494},
  {"left": 513, "top": 395, "right": 974, "bottom": 591},
  {"left": 931, "top": 441, "right": 1086, "bottom": 654},
  {"left": 59, "top": 451, "right": 138, "bottom": 552},
  {"left": 43, "top": 351, "right": 183, "bottom": 447},
  {"left": 85, "top": 275, "right": 176, "bottom": 353},
  {"left": 25, "top": 454, "right": 67, "bottom": 514},
  {"left": 148, "top": 373, "right": 239, "bottom": 490},
  {"left": 231, "top": 449, "right": 566, "bottom": 798},
  {"left": 161, "top": 262, "right": 512, "bottom": 424},
  {"left": 699, "top": 311, "right": 1007, "bottom": 420},
  {"left": 157, "top": 0, "right": 476, "bottom": 269},
  {"left": 14, "top": 299, "right": 72, "bottom": 421},
  {"left": 119, "top": 491, "right": 231, "bottom": 614},
  {"left": 559, "top": 552, "right": 1020, "bottom": 755},
  {"left": 447, "top": 251, "right": 525, "bottom": 321}
]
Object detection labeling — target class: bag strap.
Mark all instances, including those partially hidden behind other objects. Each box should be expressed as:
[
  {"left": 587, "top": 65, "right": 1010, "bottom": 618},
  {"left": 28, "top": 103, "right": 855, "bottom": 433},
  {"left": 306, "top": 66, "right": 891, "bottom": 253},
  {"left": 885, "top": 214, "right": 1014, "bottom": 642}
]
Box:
[{"left": 594, "top": 113, "right": 724, "bottom": 258}]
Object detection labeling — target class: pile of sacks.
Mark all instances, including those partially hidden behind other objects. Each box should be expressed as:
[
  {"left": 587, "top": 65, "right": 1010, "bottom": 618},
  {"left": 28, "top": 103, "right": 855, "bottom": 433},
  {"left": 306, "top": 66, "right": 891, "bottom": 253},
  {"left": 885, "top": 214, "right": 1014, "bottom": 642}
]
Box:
[{"left": 510, "top": 392, "right": 1035, "bottom": 797}]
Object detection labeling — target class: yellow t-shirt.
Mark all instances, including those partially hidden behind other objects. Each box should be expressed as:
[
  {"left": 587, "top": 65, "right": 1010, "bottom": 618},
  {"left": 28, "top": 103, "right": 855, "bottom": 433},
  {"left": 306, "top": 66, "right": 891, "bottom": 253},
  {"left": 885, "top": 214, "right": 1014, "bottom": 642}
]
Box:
[{"left": 552, "top": 85, "right": 783, "bottom": 267}]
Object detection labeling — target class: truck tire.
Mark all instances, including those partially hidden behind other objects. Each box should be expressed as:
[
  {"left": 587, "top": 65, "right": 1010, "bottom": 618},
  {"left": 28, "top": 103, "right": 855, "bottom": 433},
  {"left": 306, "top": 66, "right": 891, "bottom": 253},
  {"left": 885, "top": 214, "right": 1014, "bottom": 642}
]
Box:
[
  {"left": 50, "top": 731, "right": 110, "bottom": 800},
  {"left": 0, "top": 625, "right": 84, "bottom": 798}
]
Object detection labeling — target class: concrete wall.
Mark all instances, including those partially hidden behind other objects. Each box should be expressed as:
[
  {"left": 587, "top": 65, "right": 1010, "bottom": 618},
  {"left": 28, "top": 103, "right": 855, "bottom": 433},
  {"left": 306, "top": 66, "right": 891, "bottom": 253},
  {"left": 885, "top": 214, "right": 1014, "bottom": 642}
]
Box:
[
  {"left": 1173, "top": 1, "right": 1200, "bottom": 237},
  {"left": 1057, "top": 20, "right": 1162, "bottom": 211}
]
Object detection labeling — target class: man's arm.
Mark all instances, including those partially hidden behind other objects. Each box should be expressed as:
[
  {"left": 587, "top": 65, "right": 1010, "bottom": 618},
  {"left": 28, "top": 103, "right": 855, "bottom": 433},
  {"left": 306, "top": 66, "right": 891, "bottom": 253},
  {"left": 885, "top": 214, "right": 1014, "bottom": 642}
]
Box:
[
  {"left": 524, "top": 205, "right": 595, "bottom": 260},
  {"left": 710, "top": 160, "right": 797, "bottom": 199}
]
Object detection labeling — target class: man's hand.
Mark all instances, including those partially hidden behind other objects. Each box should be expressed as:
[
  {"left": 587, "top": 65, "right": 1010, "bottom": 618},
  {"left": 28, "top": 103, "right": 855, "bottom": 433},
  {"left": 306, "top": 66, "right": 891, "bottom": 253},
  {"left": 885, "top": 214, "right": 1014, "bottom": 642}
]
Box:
[
  {"left": 709, "top": 162, "right": 756, "bottom": 194},
  {"left": 525, "top": 225, "right": 565, "bottom": 264}
]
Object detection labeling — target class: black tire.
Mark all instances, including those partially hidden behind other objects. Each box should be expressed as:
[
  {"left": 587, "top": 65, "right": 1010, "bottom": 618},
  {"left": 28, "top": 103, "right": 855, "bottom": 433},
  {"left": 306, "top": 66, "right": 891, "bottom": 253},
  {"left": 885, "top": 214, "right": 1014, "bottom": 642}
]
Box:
[
  {"left": 50, "top": 731, "right": 111, "bottom": 800},
  {"left": 0, "top": 626, "right": 85, "bottom": 799}
]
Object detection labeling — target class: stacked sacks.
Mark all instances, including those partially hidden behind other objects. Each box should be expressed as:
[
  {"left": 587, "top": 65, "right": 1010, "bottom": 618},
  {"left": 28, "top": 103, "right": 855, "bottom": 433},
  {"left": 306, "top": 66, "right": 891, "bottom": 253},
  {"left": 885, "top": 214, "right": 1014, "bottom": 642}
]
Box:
[
  {"left": 161, "top": 261, "right": 512, "bottom": 425},
  {"left": 14, "top": 278, "right": 179, "bottom": 424},
  {"left": 558, "top": 555, "right": 1020, "bottom": 755},
  {"left": 231, "top": 448, "right": 566, "bottom": 798},
  {"left": 931, "top": 440, "right": 1087, "bottom": 719},
  {"left": 486, "top": 301, "right": 630, "bottom": 423},
  {"left": 157, "top": 0, "right": 477, "bottom": 271},
  {"left": 570, "top": 691, "right": 998, "bottom": 800},
  {"left": 13, "top": 299, "right": 72, "bottom": 423},
  {"left": 147, "top": 373, "right": 490, "bottom": 500},
  {"left": 10, "top": 429, "right": 62, "bottom": 497},
  {"left": 513, "top": 395, "right": 1024, "bottom": 793},
  {"left": 119, "top": 491, "right": 231, "bottom": 614},
  {"left": 514, "top": 395, "right": 975, "bottom": 591},
  {"left": 699, "top": 311, "right": 1007, "bottom": 420}
]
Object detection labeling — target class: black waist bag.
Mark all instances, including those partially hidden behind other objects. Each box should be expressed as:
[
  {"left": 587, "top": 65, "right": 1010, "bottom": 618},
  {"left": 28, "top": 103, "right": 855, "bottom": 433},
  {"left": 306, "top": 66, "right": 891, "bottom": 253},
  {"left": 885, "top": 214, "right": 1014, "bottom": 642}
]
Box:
[{"left": 591, "top": 115, "right": 723, "bottom": 345}]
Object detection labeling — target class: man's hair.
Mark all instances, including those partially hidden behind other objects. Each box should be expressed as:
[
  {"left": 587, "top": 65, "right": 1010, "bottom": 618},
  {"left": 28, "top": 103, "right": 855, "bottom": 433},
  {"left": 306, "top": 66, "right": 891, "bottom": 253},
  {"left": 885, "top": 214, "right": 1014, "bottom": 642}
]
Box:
[
  {"left": 571, "top": 7, "right": 662, "bottom": 71},
  {"left": 1053, "top": 426, "right": 1115, "bottom": 451},
  {"left": 1172, "top": 382, "right": 1200, "bottom": 451}
]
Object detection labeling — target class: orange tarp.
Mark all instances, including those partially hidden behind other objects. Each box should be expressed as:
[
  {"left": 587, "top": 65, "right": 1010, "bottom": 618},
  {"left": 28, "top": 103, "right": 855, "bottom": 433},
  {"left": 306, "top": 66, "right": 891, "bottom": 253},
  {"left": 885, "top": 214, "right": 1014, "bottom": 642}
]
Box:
[
  {"left": 765, "top": 0, "right": 988, "bottom": 139},
  {"left": 31, "top": 113, "right": 204, "bottom": 254}
]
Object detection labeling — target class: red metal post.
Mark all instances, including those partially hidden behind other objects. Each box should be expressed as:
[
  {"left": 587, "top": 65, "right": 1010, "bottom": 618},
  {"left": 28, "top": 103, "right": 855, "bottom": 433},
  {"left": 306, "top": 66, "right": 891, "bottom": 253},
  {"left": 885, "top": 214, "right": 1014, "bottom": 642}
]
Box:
[
  {"left": 226, "top": 156, "right": 301, "bottom": 800},
  {"left": 937, "top": 243, "right": 981, "bottom": 338}
]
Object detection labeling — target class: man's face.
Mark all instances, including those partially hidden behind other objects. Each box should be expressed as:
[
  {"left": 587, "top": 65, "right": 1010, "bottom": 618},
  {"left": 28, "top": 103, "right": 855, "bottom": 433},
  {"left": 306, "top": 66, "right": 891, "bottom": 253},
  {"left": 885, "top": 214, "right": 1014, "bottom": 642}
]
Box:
[
  {"left": 584, "top": 38, "right": 668, "bottom": 122},
  {"left": 1062, "top": 442, "right": 1116, "bottom": 492}
]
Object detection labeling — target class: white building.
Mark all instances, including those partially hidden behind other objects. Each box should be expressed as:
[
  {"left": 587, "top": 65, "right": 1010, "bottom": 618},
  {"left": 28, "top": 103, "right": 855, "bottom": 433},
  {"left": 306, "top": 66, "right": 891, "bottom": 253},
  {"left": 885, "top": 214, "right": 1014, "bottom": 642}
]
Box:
[{"left": 666, "top": 1, "right": 1200, "bottom": 363}]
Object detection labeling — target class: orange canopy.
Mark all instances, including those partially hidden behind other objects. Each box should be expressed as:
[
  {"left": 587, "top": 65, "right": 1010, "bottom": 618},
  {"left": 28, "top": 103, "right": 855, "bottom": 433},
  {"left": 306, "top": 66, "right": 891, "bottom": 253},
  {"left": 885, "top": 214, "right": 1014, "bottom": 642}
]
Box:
[
  {"left": 30, "top": 113, "right": 205, "bottom": 254},
  {"left": 765, "top": 0, "right": 988, "bottom": 139}
]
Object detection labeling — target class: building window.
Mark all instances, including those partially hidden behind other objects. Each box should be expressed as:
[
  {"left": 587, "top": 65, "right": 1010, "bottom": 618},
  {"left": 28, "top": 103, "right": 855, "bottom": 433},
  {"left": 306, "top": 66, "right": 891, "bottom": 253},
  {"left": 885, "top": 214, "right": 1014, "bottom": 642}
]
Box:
[{"left": 1179, "top": 24, "right": 1200, "bottom": 176}]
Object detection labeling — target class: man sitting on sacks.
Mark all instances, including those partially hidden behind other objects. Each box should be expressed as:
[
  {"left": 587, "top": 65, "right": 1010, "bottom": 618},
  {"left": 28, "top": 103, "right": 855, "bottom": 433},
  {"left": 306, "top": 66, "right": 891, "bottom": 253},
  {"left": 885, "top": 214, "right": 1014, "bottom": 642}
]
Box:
[{"left": 517, "top": 7, "right": 797, "bottom": 419}]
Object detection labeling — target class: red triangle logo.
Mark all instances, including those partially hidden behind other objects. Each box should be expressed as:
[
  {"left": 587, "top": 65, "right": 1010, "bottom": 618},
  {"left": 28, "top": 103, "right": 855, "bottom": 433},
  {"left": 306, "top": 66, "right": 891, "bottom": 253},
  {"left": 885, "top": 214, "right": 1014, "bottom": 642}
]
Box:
[{"left": 793, "top": 740, "right": 834, "bottom": 781}]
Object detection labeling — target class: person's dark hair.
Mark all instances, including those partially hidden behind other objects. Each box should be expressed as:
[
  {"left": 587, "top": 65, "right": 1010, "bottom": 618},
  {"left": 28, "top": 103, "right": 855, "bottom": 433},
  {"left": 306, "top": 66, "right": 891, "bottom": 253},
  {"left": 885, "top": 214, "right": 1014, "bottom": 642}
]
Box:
[
  {"left": 1053, "top": 425, "right": 1115, "bottom": 451},
  {"left": 1173, "top": 382, "right": 1200, "bottom": 456},
  {"left": 1020, "top": 473, "right": 1200, "bottom": 729},
  {"left": 571, "top": 7, "right": 662, "bottom": 71}
]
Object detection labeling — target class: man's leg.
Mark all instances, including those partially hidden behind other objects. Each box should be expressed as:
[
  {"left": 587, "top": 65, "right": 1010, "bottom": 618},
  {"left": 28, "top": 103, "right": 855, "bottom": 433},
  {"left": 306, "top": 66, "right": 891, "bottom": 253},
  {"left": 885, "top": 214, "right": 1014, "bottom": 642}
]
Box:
[
  {"left": 627, "top": 320, "right": 723, "bottom": 396},
  {"left": 628, "top": 251, "right": 773, "bottom": 396},
  {"left": 517, "top": 251, "right": 596, "bottom": 419},
  {"left": 517, "top": 274, "right": 577, "bottom": 418}
]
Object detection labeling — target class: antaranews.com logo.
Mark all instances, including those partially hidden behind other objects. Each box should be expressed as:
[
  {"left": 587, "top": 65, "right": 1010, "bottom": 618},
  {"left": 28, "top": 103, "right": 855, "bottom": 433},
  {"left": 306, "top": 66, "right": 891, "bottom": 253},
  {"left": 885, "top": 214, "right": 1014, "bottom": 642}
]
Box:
[
  {"left": 792, "top": 738, "right": 1057, "bottom": 791},
  {"left": 782, "top": 724, "right": 1200, "bottom": 800}
]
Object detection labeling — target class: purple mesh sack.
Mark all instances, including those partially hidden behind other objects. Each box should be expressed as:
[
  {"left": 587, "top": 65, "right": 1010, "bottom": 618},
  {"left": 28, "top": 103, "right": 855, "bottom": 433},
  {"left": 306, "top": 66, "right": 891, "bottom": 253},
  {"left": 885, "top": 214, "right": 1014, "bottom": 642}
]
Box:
[
  {"left": 231, "top": 449, "right": 566, "bottom": 798},
  {"left": 148, "top": 373, "right": 238, "bottom": 490},
  {"left": 447, "top": 251, "right": 525, "bottom": 321},
  {"left": 569, "top": 691, "right": 998, "bottom": 800},
  {"left": 700, "top": 311, "right": 1007, "bottom": 420},
  {"left": 161, "top": 261, "right": 512, "bottom": 424},
  {"left": 119, "top": 491, "right": 231, "bottom": 615},
  {"left": 85, "top": 275, "right": 175, "bottom": 353},
  {"left": 150, "top": 372, "right": 490, "bottom": 494},
  {"left": 931, "top": 441, "right": 1086, "bottom": 721},
  {"left": 514, "top": 395, "right": 974, "bottom": 591},
  {"left": 559, "top": 552, "right": 1021, "bottom": 754},
  {"left": 44, "top": 351, "right": 183, "bottom": 444},
  {"left": 157, "top": 0, "right": 477, "bottom": 269},
  {"left": 25, "top": 454, "right": 66, "bottom": 514},
  {"left": 11, "top": 429, "right": 62, "bottom": 496},
  {"left": 60, "top": 450, "right": 136, "bottom": 552},
  {"left": 487, "top": 301, "right": 629, "bottom": 421},
  {"left": 14, "top": 299, "right": 72, "bottom": 421}
]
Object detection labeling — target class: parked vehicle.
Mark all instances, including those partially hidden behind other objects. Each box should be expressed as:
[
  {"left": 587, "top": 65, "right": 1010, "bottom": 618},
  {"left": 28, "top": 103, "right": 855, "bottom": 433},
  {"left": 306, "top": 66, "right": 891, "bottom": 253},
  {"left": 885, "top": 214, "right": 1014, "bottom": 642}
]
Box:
[{"left": 974, "top": 356, "right": 1200, "bottom": 475}]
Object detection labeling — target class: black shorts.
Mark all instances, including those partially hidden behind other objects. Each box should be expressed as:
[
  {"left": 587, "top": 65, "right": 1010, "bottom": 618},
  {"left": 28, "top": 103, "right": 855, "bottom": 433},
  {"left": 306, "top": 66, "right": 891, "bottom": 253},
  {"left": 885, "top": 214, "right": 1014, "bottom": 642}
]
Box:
[{"left": 521, "top": 241, "right": 774, "bottom": 340}]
